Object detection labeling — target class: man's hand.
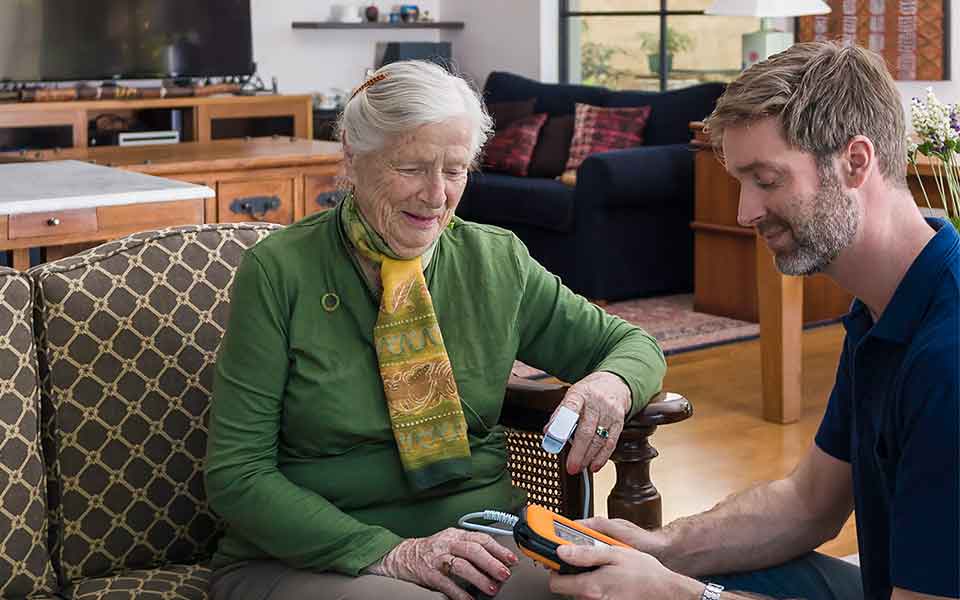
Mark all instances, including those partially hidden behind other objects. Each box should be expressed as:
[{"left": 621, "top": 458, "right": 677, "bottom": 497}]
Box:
[
  {"left": 577, "top": 517, "right": 669, "bottom": 556},
  {"left": 548, "top": 544, "right": 703, "bottom": 600}
]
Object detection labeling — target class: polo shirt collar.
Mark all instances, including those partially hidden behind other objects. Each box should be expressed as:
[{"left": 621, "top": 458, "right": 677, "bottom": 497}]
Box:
[{"left": 863, "top": 218, "right": 959, "bottom": 343}]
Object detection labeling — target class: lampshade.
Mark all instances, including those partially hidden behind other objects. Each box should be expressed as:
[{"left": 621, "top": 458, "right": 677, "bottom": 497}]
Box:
[{"left": 705, "top": 0, "right": 831, "bottom": 17}]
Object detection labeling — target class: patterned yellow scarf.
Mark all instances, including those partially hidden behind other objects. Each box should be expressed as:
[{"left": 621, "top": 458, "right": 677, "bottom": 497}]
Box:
[{"left": 341, "top": 194, "right": 472, "bottom": 490}]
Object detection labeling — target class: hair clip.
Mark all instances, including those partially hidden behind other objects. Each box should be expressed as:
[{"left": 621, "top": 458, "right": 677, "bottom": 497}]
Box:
[{"left": 349, "top": 72, "right": 389, "bottom": 102}]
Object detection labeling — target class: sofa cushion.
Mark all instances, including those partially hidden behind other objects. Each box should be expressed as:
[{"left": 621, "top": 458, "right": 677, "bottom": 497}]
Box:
[
  {"left": 0, "top": 267, "right": 59, "bottom": 599},
  {"left": 487, "top": 98, "right": 536, "bottom": 130},
  {"left": 484, "top": 71, "right": 609, "bottom": 116},
  {"left": 63, "top": 563, "right": 210, "bottom": 600},
  {"left": 603, "top": 82, "right": 726, "bottom": 146},
  {"left": 565, "top": 104, "right": 652, "bottom": 172},
  {"left": 30, "top": 224, "right": 279, "bottom": 585},
  {"left": 528, "top": 114, "right": 575, "bottom": 179},
  {"left": 483, "top": 113, "right": 548, "bottom": 176},
  {"left": 459, "top": 172, "right": 575, "bottom": 233}
]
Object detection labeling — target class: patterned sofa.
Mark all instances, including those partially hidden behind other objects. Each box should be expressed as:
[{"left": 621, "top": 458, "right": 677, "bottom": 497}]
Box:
[{"left": 0, "top": 223, "right": 690, "bottom": 599}]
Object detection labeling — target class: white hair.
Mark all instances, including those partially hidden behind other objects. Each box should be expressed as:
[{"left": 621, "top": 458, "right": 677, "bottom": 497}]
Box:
[{"left": 337, "top": 60, "right": 493, "bottom": 167}]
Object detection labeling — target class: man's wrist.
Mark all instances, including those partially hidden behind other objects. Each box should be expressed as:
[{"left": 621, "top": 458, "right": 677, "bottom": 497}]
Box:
[{"left": 672, "top": 572, "right": 708, "bottom": 600}]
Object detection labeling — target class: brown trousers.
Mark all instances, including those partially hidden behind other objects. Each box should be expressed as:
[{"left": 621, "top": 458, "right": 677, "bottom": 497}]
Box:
[{"left": 209, "top": 539, "right": 557, "bottom": 600}]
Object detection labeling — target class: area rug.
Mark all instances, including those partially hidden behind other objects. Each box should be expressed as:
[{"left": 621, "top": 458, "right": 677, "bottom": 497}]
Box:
[{"left": 511, "top": 294, "right": 759, "bottom": 379}]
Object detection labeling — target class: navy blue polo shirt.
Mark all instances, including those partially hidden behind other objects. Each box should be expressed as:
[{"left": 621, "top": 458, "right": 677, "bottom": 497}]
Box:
[{"left": 815, "top": 218, "right": 959, "bottom": 599}]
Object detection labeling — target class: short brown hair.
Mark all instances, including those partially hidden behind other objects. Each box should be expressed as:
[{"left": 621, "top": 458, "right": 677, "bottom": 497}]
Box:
[{"left": 704, "top": 42, "right": 907, "bottom": 186}]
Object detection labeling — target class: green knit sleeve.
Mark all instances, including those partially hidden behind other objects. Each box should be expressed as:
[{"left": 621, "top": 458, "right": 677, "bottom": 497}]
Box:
[
  {"left": 205, "top": 250, "right": 403, "bottom": 575},
  {"left": 513, "top": 238, "right": 666, "bottom": 417}
]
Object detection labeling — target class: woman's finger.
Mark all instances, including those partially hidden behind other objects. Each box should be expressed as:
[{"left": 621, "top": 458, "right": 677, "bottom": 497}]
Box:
[
  {"left": 589, "top": 420, "right": 623, "bottom": 472},
  {"left": 447, "top": 555, "right": 502, "bottom": 597},
  {"left": 566, "top": 404, "right": 600, "bottom": 474},
  {"left": 464, "top": 531, "right": 518, "bottom": 566},
  {"left": 423, "top": 569, "right": 473, "bottom": 600},
  {"left": 580, "top": 426, "right": 609, "bottom": 473},
  {"left": 451, "top": 539, "right": 512, "bottom": 584}
]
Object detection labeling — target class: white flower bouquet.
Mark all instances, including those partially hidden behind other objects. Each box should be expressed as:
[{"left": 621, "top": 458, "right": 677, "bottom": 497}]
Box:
[{"left": 908, "top": 88, "right": 960, "bottom": 229}]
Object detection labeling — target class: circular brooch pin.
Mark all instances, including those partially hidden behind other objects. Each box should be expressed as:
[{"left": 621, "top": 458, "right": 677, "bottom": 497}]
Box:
[{"left": 321, "top": 292, "right": 340, "bottom": 312}]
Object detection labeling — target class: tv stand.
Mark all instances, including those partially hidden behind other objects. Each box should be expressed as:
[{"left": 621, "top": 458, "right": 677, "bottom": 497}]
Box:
[{"left": 0, "top": 94, "right": 312, "bottom": 150}]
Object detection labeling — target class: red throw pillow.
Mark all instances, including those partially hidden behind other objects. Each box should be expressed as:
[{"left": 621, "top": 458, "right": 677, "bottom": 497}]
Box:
[
  {"left": 564, "top": 103, "right": 652, "bottom": 172},
  {"left": 482, "top": 113, "right": 548, "bottom": 177},
  {"left": 487, "top": 98, "right": 536, "bottom": 131},
  {"left": 528, "top": 114, "right": 575, "bottom": 179}
]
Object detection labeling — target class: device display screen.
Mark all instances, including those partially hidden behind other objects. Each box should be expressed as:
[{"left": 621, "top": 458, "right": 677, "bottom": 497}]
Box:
[{"left": 553, "top": 522, "right": 610, "bottom": 547}]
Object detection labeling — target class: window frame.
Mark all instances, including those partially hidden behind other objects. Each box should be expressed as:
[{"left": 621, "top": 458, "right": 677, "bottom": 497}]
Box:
[{"left": 558, "top": 0, "right": 706, "bottom": 91}]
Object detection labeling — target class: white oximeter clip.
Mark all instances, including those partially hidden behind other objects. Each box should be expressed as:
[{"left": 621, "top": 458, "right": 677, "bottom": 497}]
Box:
[{"left": 542, "top": 405, "right": 579, "bottom": 454}]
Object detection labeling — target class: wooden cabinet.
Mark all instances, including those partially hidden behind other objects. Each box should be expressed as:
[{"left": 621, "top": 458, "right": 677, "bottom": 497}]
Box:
[
  {"left": 304, "top": 169, "right": 341, "bottom": 216},
  {"left": 0, "top": 95, "right": 312, "bottom": 152},
  {"left": 1, "top": 199, "right": 205, "bottom": 259},
  {"left": 9, "top": 208, "right": 97, "bottom": 240},
  {"left": 1, "top": 138, "right": 342, "bottom": 269},
  {"left": 6, "top": 137, "right": 344, "bottom": 223},
  {"left": 217, "top": 178, "right": 296, "bottom": 225}
]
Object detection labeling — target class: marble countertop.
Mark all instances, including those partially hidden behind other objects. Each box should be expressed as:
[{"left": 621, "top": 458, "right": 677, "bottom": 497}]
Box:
[{"left": 0, "top": 160, "right": 214, "bottom": 216}]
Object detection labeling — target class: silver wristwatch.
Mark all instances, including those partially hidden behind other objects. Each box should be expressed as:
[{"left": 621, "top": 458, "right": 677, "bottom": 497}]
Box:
[{"left": 702, "top": 582, "right": 724, "bottom": 600}]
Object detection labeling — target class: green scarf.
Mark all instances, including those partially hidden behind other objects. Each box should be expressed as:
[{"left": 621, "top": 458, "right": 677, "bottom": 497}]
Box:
[{"left": 340, "top": 194, "right": 472, "bottom": 490}]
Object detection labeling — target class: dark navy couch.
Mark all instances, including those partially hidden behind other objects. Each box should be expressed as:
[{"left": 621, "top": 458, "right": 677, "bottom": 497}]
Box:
[{"left": 458, "top": 71, "right": 725, "bottom": 301}]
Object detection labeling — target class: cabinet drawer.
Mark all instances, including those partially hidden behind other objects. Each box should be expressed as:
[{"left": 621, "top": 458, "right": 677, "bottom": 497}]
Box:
[
  {"left": 218, "top": 178, "right": 294, "bottom": 225},
  {"left": 9, "top": 208, "right": 98, "bottom": 240},
  {"left": 98, "top": 199, "right": 204, "bottom": 231},
  {"left": 304, "top": 172, "right": 340, "bottom": 215}
]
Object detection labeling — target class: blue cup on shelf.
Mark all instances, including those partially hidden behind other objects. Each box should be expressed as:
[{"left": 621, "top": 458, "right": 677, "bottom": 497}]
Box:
[
  {"left": 400, "top": 4, "right": 419, "bottom": 23},
  {"left": 389, "top": 12, "right": 401, "bottom": 23}
]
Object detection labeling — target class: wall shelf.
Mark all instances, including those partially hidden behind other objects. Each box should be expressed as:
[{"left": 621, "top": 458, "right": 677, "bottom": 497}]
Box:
[{"left": 292, "top": 21, "right": 464, "bottom": 30}]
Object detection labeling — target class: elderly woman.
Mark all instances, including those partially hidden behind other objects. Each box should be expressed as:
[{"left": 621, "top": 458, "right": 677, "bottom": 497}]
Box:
[{"left": 205, "top": 60, "right": 665, "bottom": 600}]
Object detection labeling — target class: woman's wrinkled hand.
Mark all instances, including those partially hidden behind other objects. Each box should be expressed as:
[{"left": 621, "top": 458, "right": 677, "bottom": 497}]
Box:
[
  {"left": 546, "top": 371, "right": 632, "bottom": 474},
  {"left": 365, "top": 528, "right": 519, "bottom": 600}
]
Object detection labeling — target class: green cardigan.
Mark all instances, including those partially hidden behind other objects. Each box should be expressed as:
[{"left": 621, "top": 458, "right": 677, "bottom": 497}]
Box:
[{"left": 205, "top": 205, "right": 666, "bottom": 575}]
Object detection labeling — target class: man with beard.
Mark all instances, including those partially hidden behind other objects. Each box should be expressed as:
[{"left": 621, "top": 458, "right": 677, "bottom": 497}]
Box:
[{"left": 547, "top": 42, "right": 958, "bottom": 600}]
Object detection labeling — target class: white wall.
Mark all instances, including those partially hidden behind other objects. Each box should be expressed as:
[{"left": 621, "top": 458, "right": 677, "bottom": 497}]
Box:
[
  {"left": 250, "top": 0, "right": 440, "bottom": 96},
  {"left": 438, "top": 0, "right": 557, "bottom": 90}
]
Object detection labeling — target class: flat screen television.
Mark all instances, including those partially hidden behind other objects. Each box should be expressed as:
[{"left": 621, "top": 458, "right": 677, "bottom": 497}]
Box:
[{"left": 0, "top": 0, "right": 254, "bottom": 82}]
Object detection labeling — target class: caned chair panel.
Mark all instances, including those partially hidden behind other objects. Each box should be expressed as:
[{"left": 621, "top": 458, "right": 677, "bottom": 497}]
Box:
[
  {"left": 29, "top": 224, "right": 281, "bottom": 585},
  {"left": 0, "top": 266, "right": 59, "bottom": 598}
]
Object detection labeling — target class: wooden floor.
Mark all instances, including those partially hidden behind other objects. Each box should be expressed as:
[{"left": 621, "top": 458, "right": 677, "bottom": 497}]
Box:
[{"left": 593, "top": 323, "right": 858, "bottom": 558}]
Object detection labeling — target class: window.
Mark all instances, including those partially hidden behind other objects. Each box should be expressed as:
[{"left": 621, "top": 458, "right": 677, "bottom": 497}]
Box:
[{"left": 560, "top": 0, "right": 760, "bottom": 91}]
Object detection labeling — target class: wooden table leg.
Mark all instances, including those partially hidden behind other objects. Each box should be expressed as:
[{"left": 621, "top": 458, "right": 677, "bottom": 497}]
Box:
[
  {"left": 756, "top": 235, "right": 803, "bottom": 424},
  {"left": 11, "top": 248, "right": 30, "bottom": 271}
]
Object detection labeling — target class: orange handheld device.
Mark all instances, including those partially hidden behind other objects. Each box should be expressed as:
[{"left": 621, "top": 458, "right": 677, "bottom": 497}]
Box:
[{"left": 512, "top": 504, "right": 631, "bottom": 573}]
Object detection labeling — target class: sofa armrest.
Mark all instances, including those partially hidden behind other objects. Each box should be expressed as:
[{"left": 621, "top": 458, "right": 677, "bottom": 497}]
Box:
[
  {"left": 575, "top": 143, "right": 695, "bottom": 211},
  {"left": 501, "top": 376, "right": 692, "bottom": 528}
]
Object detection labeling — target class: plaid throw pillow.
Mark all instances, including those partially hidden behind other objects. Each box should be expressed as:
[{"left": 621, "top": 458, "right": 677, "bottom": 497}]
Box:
[
  {"left": 482, "top": 113, "right": 548, "bottom": 177},
  {"left": 564, "top": 103, "right": 652, "bottom": 172}
]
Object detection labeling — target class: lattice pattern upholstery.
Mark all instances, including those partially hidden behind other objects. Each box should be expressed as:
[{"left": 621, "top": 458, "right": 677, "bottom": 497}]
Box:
[
  {"left": 504, "top": 429, "right": 566, "bottom": 515},
  {"left": 0, "top": 267, "right": 59, "bottom": 599},
  {"left": 63, "top": 563, "right": 210, "bottom": 600},
  {"left": 30, "top": 224, "right": 280, "bottom": 586}
]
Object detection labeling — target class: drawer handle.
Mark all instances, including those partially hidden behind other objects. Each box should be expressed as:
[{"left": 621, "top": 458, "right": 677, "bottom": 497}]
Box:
[
  {"left": 47, "top": 217, "right": 61, "bottom": 226},
  {"left": 230, "top": 195, "right": 281, "bottom": 220},
  {"left": 314, "top": 191, "right": 342, "bottom": 209}
]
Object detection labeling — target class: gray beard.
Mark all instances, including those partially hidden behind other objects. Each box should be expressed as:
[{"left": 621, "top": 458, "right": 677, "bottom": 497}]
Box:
[{"left": 774, "top": 170, "right": 860, "bottom": 276}]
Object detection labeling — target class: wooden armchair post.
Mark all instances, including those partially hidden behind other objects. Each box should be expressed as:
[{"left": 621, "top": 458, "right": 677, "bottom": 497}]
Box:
[
  {"left": 609, "top": 392, "right": 691, "bottom": 529},
  {"left": 502, "top": 377, "right": 692, "bottom": 529}
]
